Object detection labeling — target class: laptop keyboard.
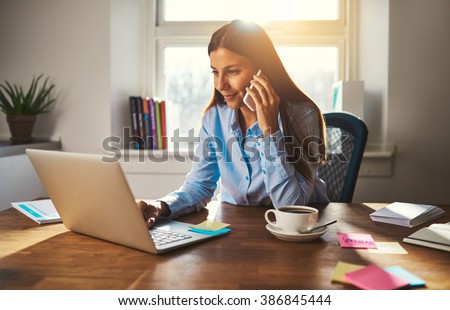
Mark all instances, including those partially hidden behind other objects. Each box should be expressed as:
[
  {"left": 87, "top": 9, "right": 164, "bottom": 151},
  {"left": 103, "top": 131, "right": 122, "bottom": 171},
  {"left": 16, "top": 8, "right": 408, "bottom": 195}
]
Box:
[{"left": 149, "top": 228, "right": 192, "bottom": 247}]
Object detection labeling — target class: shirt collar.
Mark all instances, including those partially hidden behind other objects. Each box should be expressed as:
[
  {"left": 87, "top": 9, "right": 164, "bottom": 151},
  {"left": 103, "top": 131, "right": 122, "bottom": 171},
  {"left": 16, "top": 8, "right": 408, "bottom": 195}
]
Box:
[
  {"left": 230, "top": 109, "right": 281, "bottom": 138},
  {"left": 230, "top": 109, "right": 262, "bottom": 137}
]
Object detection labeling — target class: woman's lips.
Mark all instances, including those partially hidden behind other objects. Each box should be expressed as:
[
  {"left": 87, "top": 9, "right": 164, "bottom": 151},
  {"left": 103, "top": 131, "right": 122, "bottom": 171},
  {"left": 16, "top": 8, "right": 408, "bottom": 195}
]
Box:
[{"left": 222, "top": 93, "right": 237, "bottom": 101}]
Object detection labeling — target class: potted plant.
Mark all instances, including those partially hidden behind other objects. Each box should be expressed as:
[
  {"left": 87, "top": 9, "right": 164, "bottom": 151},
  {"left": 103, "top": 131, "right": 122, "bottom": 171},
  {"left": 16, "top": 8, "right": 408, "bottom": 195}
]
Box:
[{"left": 0, "top": 74, "right": 56, "bottom": 144}]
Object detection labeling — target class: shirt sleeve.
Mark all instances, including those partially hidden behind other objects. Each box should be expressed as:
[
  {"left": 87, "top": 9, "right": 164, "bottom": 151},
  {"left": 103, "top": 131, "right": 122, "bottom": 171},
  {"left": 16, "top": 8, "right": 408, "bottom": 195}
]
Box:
[
  {"left": 256, "top": 131, "right": 313, "bottom": 206},
  {"left": 257, "top": 107, "right": 327, "bottom": 206},
  {"left": 157, "top": 113, "right": 221, "bottom": 219}
]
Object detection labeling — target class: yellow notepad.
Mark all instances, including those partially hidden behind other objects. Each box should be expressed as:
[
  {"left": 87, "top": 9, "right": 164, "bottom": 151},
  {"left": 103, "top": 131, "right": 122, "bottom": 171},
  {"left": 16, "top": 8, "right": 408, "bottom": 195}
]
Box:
[
  {"left": 191, "top": 220, "right": 230, "bottom": 232},
  {"left": 330, "top": 261, "right": 364, "bottom": 283}
]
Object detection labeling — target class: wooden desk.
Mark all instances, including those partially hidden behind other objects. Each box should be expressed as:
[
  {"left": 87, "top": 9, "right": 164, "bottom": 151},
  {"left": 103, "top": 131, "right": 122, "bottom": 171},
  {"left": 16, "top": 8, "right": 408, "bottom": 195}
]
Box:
[{"left": 0, "top": 203, "right": 449, "bottom": 289}]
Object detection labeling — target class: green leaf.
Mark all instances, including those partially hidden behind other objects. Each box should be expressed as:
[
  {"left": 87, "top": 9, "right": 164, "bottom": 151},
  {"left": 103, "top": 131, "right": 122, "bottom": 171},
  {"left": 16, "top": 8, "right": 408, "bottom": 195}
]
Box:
[{"left": 0, "top": 74, "right": 56, "bottom": 115}]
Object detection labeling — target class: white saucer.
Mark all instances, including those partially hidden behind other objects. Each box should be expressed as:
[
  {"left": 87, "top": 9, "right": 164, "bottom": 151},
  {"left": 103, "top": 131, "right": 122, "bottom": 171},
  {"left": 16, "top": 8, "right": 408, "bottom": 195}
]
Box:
[{"left": 266, "top": 224, "right": 328, "bottom": 242}]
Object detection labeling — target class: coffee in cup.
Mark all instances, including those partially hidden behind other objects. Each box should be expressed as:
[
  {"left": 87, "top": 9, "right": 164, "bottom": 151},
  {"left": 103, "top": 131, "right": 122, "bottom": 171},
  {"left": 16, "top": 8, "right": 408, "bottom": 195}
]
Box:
[{"left": 265, "top": 205, "right": 318, "bottom": 234}]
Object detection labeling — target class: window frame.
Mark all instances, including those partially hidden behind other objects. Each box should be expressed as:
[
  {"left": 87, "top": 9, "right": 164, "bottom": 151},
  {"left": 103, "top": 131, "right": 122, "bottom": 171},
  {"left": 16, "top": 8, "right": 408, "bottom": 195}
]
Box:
[
  {"left": 148, "top": 0, "right": 353, "bottom": 129},
  {"left": 156, "top": 0, "right": 347, "bottom": 26}
]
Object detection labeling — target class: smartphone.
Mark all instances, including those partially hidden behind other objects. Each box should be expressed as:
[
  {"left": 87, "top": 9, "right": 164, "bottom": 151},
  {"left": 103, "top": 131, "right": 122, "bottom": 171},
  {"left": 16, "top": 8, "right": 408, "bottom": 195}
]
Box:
[{"left": 243, "top": 69, "right": 262, "bottom": 111}]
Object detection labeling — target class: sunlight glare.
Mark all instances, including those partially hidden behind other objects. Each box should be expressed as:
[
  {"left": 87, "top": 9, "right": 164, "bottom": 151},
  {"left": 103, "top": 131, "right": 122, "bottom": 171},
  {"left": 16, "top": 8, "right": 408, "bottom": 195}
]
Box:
[{"left": 164, "top": 0, "right": 338, "bottom": 22}]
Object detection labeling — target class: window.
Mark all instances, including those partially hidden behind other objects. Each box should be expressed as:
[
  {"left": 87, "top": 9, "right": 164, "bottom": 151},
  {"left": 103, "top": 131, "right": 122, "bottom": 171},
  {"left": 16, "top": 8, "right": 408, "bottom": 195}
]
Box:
[
  {"left": 163, "top": 0, "right": 339, "bottom": 21},
  {"left": 152, "top": 0, "right": 348, "bottom": 139}
]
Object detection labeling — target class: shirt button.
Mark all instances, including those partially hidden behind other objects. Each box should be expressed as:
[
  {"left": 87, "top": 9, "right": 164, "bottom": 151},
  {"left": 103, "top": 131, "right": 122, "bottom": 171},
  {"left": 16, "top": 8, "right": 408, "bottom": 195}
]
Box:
[
  {"left": 261, "top": 152, "right": 264, "bottom": 157},
  {"left": 257, "top": 142, "right": 261, "bottom": 146},
  {"left": 245, "top": 176, "right": 249, "bottom": 181},
  {"left": 262, "top": 170, "right": 266, "bottom": 174}
]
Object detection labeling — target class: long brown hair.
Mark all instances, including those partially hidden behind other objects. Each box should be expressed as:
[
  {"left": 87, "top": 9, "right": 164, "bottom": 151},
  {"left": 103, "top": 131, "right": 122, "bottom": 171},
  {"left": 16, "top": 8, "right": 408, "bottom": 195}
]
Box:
[{"left": 205, "top": 20, "right": 326, "bottom": 183}]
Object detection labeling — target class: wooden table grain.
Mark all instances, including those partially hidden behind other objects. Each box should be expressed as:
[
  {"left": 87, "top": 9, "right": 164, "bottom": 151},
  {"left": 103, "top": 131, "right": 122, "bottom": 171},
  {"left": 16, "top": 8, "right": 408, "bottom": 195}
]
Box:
[{"left": 0, "top": 202, "right": 449, "bottom": 290}]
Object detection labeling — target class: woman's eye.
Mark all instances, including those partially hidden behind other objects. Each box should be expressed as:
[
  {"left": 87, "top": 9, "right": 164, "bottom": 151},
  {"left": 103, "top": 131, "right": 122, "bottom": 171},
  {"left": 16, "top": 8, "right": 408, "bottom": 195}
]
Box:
[
  {"left": 211, "top": 70, "right": 219, "bottom": 76},
  {"left": 227, "top": 70, "right": 239, "bottom": 76}
]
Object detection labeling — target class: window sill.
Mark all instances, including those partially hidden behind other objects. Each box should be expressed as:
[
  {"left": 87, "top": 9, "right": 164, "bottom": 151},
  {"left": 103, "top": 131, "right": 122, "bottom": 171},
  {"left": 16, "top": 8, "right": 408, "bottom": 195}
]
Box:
[
  {"left": 0, "top": 138, "right": 61, "bottom": 158},
  {"left": 116, "top": 144, "right": 396, "bottom": 177}
]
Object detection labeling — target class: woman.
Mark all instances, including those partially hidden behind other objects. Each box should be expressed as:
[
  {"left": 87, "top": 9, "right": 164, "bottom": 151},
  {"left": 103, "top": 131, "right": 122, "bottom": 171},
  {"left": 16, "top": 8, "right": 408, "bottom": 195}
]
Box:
[{"left": 138, "top": 20, "right": 328, "bottom": 227}]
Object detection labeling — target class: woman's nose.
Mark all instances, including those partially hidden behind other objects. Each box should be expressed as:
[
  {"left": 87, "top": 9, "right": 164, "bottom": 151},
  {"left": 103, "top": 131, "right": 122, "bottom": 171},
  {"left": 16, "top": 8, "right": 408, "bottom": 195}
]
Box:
[{"left": 216, "top": 74, "right": 229, "bottom": 90}]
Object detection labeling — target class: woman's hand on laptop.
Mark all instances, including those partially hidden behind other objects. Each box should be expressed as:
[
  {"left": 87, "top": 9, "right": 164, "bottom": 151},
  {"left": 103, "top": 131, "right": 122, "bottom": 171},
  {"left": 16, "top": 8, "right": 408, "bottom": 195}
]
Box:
[{"left": 137, "top": 200, "right": 171, "bottom": 228}]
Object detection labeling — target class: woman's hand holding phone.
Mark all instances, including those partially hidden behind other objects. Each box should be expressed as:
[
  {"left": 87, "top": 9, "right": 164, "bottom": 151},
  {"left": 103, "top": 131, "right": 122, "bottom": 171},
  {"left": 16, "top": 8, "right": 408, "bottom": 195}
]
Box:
[
  {"left": 243, "top": 69, "right": 262, "bottom": 111},
  {"left": 244, "top": 70, "right": 280, "bottom": 136}
]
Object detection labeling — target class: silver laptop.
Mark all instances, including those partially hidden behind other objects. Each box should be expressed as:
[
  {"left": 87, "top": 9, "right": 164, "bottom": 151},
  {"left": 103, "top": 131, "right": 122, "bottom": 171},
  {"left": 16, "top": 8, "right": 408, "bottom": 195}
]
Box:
[{"left": 26, "top": 149, "right": 227, "bottom": 254}]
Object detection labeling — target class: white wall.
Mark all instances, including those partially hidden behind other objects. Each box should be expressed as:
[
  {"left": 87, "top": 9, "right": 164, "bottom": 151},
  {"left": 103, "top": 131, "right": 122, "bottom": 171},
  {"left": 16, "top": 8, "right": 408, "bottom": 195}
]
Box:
[
  {"left": 0, "top": 0, "right": 111, "bottom": 153},
  {"left": 0, "top": 155, "right": 48, "bottom": 210},
  {"left": 0, "top": 0, "right": 150, "bottom": 151},
  {"left": 110, "top": 0, "right": 148, "bottom": 141},
  {"left": 357, "top": 0, "right": 389, "bottom": 144},
  {"left": 386, "top": 0, "right": 450, "bottom": 202},
  {"left": 0, "top": 0, "right": 121, "bottom": 211},
  {"left": 354, "top": 0, "right": 450, "bottom": 204}
]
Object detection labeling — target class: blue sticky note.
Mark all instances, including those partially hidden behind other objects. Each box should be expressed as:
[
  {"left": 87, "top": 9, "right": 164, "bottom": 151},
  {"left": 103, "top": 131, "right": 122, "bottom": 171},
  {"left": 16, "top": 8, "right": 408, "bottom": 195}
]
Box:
[
  {"left": 18, "top": 204, "right": 43, "bottom": 218},
  {"left": 189, "top": 227, "right": 231, "bottom": 236},
  {"left": 384, "top": 266, "right": 426, "bottom": 287}
]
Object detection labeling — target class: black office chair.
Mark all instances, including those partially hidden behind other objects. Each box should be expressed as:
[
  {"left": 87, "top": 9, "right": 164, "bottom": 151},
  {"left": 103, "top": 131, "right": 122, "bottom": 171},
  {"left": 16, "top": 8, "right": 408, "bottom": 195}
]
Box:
[{"left": 318, "top": 112, "right": 368, "bottom": 202}]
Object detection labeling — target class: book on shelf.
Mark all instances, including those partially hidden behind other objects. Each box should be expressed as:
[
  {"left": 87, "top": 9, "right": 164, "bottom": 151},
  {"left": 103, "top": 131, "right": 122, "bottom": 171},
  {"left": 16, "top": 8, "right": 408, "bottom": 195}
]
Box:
[
  {"left": 136, "top": 96, "right": 145, "bottom": 148},
  {"left": 160, "top": 100, "right": 167, "bottom": 149},
  {"left": 149, "top": 97, "right": 158, "bottom": 149},
  {"left": 128, "top": 95, "right": 168, "bottom": 150},
  {"left": 141, "top": 97, "right": 152, "bottom": 149},
  {"left": 403, "top": 222, "right": 450, "bottom": 252},
  {"left": 141, "top": 97, "right": 148, "bottom": 145},
  {"left": 129, "top": 96, "right": 140, "bottom": 149},
  {"left": 369, "top": 202, "right": 445, "bottom": 227},
  {"left": 154, "top": 98, "right": 162, "bottom": 149},
  {"left": 11, "top": 199, "right": 61, "bottom": 224}
]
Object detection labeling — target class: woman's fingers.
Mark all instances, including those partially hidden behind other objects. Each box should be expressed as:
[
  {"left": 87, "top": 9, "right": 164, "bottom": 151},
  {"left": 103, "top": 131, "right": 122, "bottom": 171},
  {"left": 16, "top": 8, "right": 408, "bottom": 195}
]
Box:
[
  {"left": 247, "top": 73, "right": 280, "bottom": 136},
  {"left": 137, "top": 200, "right": 157, "bottom": 228},
  {"left": 250, "top": 73, "right": 279, "bottom": 108}
]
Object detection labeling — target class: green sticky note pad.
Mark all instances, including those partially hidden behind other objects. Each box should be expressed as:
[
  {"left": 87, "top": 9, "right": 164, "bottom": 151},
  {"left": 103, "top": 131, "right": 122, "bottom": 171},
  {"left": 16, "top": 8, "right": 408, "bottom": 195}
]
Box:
[{"left": 189, "top": 227, "right": 231, "bottom": 236}]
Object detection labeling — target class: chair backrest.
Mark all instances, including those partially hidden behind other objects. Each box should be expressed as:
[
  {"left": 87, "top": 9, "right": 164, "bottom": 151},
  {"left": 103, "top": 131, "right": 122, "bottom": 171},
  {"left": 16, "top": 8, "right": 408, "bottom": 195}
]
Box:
[{"left": 318, "top": 112, "right": 368, "bottom": 202}]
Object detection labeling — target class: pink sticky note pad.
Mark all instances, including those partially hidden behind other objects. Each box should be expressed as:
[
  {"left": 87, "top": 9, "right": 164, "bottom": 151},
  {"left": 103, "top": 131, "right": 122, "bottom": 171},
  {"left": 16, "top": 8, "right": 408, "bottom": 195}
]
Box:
[
  {"left": 344, "top": 264, "right": 410, "bottom": 290},
  {"left": 337, "top": 233, "right": 377, "bottom": 249}
]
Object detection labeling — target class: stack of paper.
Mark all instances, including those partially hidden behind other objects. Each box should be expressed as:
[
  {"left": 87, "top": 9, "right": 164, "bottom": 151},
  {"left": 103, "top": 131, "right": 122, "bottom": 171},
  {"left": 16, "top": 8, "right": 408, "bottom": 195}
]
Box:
[
  {"left": 344, "top": 264, "right": 410, "bottom": 290},
  {"left": 331, "top": 261, "right": 426, "bottom": 289},
  {"left": 189, "top": 220, "right": 231, "bottom": 236},
  {"left": 403, "top": 222, "right": 450, "bottom": 252},
  {"left": 11, "top": 199, "right": 61, "bottom": 224},
  {"left": 369, "top": 202, "right": 445, "bottom": 227}
]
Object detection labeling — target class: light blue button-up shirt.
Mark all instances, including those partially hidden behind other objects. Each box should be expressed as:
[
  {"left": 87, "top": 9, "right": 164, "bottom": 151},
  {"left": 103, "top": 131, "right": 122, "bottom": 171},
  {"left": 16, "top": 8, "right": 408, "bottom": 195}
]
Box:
[{"left": 159, "top": 103, "right": 328, "bottom": 219}]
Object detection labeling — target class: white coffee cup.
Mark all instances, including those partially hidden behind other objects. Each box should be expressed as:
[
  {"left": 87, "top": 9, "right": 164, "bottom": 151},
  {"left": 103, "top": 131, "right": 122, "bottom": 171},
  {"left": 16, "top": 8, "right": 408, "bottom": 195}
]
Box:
[{"left": 265, "top": 206, "right": 319, "bottom": 234}]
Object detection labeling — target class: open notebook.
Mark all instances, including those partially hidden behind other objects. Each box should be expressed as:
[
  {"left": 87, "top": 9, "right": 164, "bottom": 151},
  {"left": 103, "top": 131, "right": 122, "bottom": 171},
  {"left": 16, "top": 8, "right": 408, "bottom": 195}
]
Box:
[
  {"left": 369, "top": 202, "right": 445, "bottom": 227},
  {"left": 403, "top": 222, "right": 450, "bottom": 252},
  {"left": 26, "top": 149, "right": 229, "bottom": 254}
]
